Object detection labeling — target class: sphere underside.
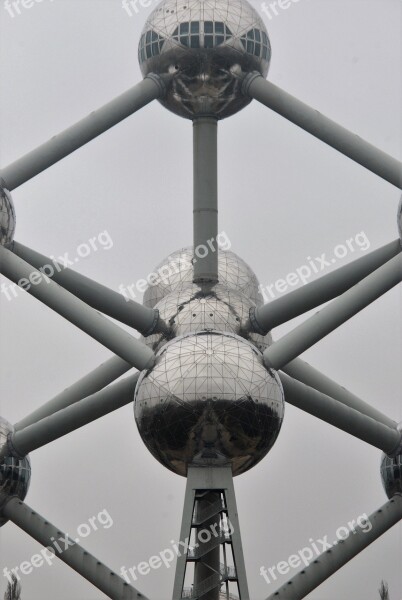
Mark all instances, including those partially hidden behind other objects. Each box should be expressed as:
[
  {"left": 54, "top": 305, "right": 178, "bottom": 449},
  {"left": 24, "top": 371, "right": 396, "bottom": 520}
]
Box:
[
  {"left": 139, "top": 0, "right": 271, "bottom": 119},
  {"left": 0, "top": 418, "right": 31, "bottom": 527},
  {"left": 0, "top": 187, "right": 16, "bottom": 246},
  {"left": 143, "top": 248, "right": 263, "bottom": 309},
  {"left": 134, "top": 332, "right": 284, "bottom": 477},
  {"left": 143, "top": 283, "right": 272, "bottom": 353}
]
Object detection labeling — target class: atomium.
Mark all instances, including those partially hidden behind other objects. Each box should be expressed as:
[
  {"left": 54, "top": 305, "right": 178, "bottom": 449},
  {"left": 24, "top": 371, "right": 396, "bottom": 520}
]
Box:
[
  {"left": 143, "top": 282, "right": 273, "bottom": 353},
  {"left": 134, "top": 331, "right": 284, "bottom": 477},
  {"left": 381, "top": 423, "right": 402, "bottom": 499},
  {"left": 143, "top": 247, "right": 263, "bottom": 309},
  {"left": 0, "top": 185, "right": 16, "bottom": 246},
  {"left": 0, "top": 418, "right": 31, "bottom": 527},
  {"left": 139, "top": 0, "right": 271, "bottom": 119}
]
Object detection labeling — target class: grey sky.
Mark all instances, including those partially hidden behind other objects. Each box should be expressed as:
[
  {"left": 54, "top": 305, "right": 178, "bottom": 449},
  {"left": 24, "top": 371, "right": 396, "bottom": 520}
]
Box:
[{"left": 0, "top": 0, "right": 401, "bottom": 598}]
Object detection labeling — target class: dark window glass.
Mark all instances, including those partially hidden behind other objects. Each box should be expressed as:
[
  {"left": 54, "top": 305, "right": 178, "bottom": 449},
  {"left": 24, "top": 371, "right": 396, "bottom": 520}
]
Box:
[
  {"left": 255, "top": 29, "right": 261, "bottom": 42},
  {"left": 204, "top": 21, "right": 213, "bottom": 33},
  {"left": 141, "top": 48, "right": 145, "bottom": 61},
  {"left": 247, "top": 40, "right": 254, "bottom": 54},
  {"left": 180, "top": 35, "right": 189, "bottom": 46},
  {"left": 215, "top": 22, "right": 224, "bottom": 34},
  {"left": 180, "top": 22, "right": 189, "bottom": 34},
  {"left": 146, "top": 45, "right": 152, "bottom": 58},
  {"left": 225, "top": 25, "right": 233, "bottom": 37},
  {"left": 247, "top": 30, "right": 254, "bottom": 39},
  {"left": 152, "top": 42, "right": 159, "bottom": 55},
  {"left": 159, "top": 39, "right": 165, "bottom": 51},
  {"left": 216, "top": 35, "right": 224, "bottom": 45},
  {"left": 255, "top": 42, "right": 261, "bottom": 56},
  {"left": 190, "top": 35, "right": 200, "bottom": 48},
  {"left": 204, "top": 35, "right": 214, "bottom": 48},
  {"left": 262, "top": 31, "right": 268, "bottom": 44},
  {"left": 262, "top": 45, "right": 268, "bottom": 60},
  {"left": 151, "top": 31, "right": 158, "bottom": 41},
  {"left": 146, "top": 31, "right": 152, "bottom": 43},
  {"left": 191, "top": 21, "right": 199, "bottom": 33}
]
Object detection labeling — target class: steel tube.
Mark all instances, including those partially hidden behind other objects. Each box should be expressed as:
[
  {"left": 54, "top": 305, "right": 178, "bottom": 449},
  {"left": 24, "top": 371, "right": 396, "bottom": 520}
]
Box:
[
  {"left": 0, "top": 75, "right": 166, "bottom": 191},
  {"left": 15, "top": 355, "right": 132, "bottom": 431},
  {"left": 264, "top": 254, "right": 402, "bottom": 370},
  {"left": 264, "top": 495, "right": 402, "bottom": 600},
  {"left": 279, "top": 373, "right": 401, "bottom": 454},
  {"left": 193, "top": 118, "right": 219, "bottom": 283},
  {"left": 243, "top": 74, "right": 402, "bottom": 189},
  {"left": 282, "top": 358, "right": 397, "bottom": 429},
  {"left": 6, "top": 374, "right": 139, "bottom": 457},
  {"left": 252, "top": 239, "right": 401, "bottom": 333},
  {"left": 0, "top": 246, "right": 155, "bottom": 371},
  {"left": 12, "top": 241, "right": 162, "bottom": 335},
  {"left": 2, "top": 498, "right": 148, "bottom": 600}
]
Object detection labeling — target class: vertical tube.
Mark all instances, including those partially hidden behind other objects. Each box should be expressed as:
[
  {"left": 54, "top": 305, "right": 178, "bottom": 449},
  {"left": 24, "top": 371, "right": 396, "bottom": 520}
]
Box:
[{"left": 193, "top": 118, "right": 219, "bottom": 283}]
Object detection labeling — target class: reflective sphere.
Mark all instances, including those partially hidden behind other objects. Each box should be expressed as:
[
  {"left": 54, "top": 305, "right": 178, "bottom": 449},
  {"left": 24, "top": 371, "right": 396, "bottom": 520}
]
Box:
[
  {"left": 0, "top": 186, "right": 16, "bottom": 246},
  {"left": 134, "top": 331, "right": 284, "bottom": 477},
  {"left": 0, "top": 418, "right": 31, "bottom": 527},
  {"left": 143, "top": 247, "right": 263, "bottom": 309},
  {"left": 139, "top": 0, "right": 271, "bottom": 120},
  {"left": 381, "top": 424, "right": 402, "bottom": 499},
  {"left": 143, "top": 283, "right": 272, "bottom": 353}
]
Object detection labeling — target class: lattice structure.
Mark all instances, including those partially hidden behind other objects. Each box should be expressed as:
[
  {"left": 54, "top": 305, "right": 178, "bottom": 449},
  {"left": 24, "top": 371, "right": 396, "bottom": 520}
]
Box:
[{"left": 0, "top": 1, "right": 402, "bottom": 599}]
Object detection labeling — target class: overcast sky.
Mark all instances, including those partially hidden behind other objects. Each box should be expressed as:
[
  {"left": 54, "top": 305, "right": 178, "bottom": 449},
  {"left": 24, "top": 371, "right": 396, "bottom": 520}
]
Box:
[{"left": 0, "top": 0, "right": 401, "bottom": 599}]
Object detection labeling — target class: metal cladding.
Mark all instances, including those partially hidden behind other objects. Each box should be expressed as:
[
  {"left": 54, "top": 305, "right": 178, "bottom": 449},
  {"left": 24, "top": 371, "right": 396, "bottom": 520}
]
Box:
[
  {"left": 143, "top": 283, "right": 272, "bottom": 353},
  {"left": 143, "top": 247, "right": 263, "bottom": 308},
  {"left": 0, "top": 418, "right": 31, "bottom": 527},
  {"left": 138, "top": 0, "right": 271, "bottom": 120},
  {"left": 134, "top": 331, "right": 284, "bottom": 477},
  {"left": 381, "top": 424, "right": 402, "bottom": 499},
  {"left": 0, "top": 186, "right": 16, "bottom": 246}
]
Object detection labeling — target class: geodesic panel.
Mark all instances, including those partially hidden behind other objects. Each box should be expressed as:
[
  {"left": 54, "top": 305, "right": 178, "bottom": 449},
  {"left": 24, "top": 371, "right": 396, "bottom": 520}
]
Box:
[
  {"left": 134, "top": 331, "right": 284, "bottom": 477},
  {"left": 0, "top": 418, "right": 31, "bottom": 527},
  {"left": 0, "top": 187, "right": 16, "bottom": 246},
  {"left": 139, "top": 0, "right": 271, "bottom": 119},
  {"left": 143, "top": 282, "right": 272, "bottom": 352},
  {"left": 143, "top": 247, "right": 263, "bottom": 309}
]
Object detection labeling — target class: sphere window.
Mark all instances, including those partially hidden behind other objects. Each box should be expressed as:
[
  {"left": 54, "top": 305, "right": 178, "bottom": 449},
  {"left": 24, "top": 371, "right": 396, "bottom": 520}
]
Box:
[
  {"left": 172, "top": 21, "right": 232, "bottom": 49},
  {"left": 241, "top": 28, "right": 270, "bottom": 59},
  {"left": 139, "top": 30, "right": 166, "bottom": 61}
]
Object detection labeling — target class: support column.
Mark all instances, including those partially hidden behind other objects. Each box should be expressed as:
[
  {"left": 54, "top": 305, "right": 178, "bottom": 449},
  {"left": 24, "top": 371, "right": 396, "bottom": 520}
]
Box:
[{"left": 193, "top": 118, "right": 219, "bottom": 283}]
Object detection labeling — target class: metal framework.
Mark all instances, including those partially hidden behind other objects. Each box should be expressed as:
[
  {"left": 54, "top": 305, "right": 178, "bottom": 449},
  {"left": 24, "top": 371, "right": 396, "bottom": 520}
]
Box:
[{"left": 0, "top": 1, "right": 401, "bottom": 599}]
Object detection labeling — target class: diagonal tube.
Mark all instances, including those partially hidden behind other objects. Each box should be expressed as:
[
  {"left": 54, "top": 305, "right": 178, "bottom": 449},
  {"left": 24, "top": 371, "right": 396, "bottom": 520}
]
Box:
[
  {"left": 251, "top": 239, "right": 401, "bottom": 334},
  {"left": 15, "top": 355, "right": 132, "bottom": 431},
  {"left": 3, "top": 374, "right": 139, "bottom": 458},
  {"left": 263, "top": 254, "right": 402, "bottom": 370},
  {"left": 12, "top": 241, "right": 163, "bottom": 335},
  {"left": 0, "top": 75, "right": 167, "bottom": 191},
  {"left": 264, "top": 495, "right": 402, "bottom": 600},
  {"left": 243, "top": 73, "right": 402, "bottom": 189},
  {"left": 0, "top": 246, "right": 155, "bottom": 371},
  {"left": 279, "top": 373, "right": 401, "bottom": 454},
  {"left": 282, "top": 358, "right": 397, "bottom": 429},
  {"left": 1, "top": 498, "right": 149, "bottom": 600}
]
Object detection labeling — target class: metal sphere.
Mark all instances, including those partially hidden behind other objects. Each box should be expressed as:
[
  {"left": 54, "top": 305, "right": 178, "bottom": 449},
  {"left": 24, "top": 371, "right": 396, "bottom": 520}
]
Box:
[
  {"left": 143, "top": 282, "right": 272, "bottom": 353},
  {"left": 143, "top": 247, "right": 263, "bottom": 309},
  {"left": 0, "top": 186, "right": 16, "bottom": 246},
  {"left": 138, "top": 0, "right": 271, "bottom": 120},
  {"left": 0, "top": 418, "right": 31, "bottom": 527},
  {"left": 134, "top": 331, "right": 284, "bottom": 477},
  {"left": 381, "top": 425, "right": 402, "bottom": 499}
]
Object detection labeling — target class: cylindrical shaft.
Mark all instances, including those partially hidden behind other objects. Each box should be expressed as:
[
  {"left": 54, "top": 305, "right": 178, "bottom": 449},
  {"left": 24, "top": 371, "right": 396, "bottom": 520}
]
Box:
[
  {"left": 193, "top": 118, "right": 219, "bottom": 283},
  {"left": 12, "top": 241, "right": 160, "bottom": 335},
  {"left": 264, "top": 254, "right": 402, "bottom": 370},
  {"left": 252, "top": 239, "right": 401, "bottom": 333},
  {"left": 279, "top": 373, "right": 401, "bottom": 454},
  {"left": 2, "top": 498, "right": 148, "bottom": 600},
  {"left": 265, "top": 495, "right": 402, "bottom": 600},
  {"left": 282, "top": 358, "right": 397, "bottom": 429},
  {"left": 0, "top": 75, "right": 166, "bottom": 191},
  {"left": 15, "top": 355, "right": 132, "bottom": 431},
  {"left": 243, "top": 74, "right": 402, "bottom": 190},
  {"left": 0, "top": 246, "right": 155, "bottom": 371},
  {"left": 194, "top": 492, "right": 221, "bottom": 600},
  {"left": 7, "top": 374, "right": 139, "bottom": 458}
]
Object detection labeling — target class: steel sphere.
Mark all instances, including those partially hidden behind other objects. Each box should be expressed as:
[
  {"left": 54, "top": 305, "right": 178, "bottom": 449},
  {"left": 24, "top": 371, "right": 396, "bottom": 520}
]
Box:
[
  {"left": 134, "top": 331, "right": 284, "bottom": 477},
  {"left": 0, "top": 186, "right": 16, "bottom": 246},
  {"left": 143, "top": 247, "right": 263, "bottom": 309},
  {"left": 0, "top": 418, "right": 31, "bottom": 527},
  {"left": 138, "top": 0, "right": 271, "bottom": 120},
  {"left": 381, "top": 425, "right": 402, "bottom": 499},
  {"left": 143, "top": 282, "right": 272, "bottom": 353}
]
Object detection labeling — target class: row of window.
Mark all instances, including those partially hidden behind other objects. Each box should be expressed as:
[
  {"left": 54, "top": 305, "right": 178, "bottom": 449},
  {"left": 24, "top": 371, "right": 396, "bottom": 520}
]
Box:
[{"left": 139, "top": 22, "right": 270, "bottom": 61}]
